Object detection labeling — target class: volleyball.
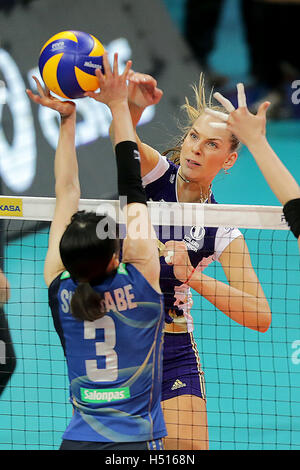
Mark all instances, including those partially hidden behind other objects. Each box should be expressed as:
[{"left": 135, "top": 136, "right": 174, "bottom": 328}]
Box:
[{"left": 38, "top": 30, "right": 105, "bottom": 99}]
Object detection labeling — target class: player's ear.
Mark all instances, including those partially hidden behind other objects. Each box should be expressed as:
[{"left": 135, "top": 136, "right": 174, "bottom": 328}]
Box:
[
  {"left": 223, "top": 152, "right": 238, "bottom": 171},
  {"left": 105, "top": 253, "right": 119, "bottom": 273}
]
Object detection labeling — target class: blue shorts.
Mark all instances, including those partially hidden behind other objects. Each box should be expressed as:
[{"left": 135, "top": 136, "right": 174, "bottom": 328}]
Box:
[{"left": 162, "top": 332, "right": 206, "bottom": 402}]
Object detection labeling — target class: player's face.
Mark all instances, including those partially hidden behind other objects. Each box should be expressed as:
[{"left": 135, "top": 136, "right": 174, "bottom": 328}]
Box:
[{"left": 180, "top": 113, "right": 237, "bottom": 184}]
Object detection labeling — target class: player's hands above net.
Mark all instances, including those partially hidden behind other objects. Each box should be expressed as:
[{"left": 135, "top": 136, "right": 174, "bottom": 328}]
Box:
[
  {"left": 127, "top": 70, "right": 163, "bottom": 109},
  {"left": 26, "top": 76, "right": 75, "bottom": 118},
  {"left": 205, "top": 83, "right": 271, "bottom": 148},
  {"left": 84, "top": 52, "right": 132, "bottom": 109}
]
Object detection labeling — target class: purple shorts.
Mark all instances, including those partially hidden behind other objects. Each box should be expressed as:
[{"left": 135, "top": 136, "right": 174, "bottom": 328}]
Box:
[{"left": 162, "top": 332, "right": 206, "bottom": 402}]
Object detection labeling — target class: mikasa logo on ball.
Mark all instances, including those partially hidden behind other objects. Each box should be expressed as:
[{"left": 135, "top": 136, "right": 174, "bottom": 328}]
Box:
[
  {"left": 84, "top": 61, "right": 101, "bottom": 69},
  {"left": 51, "top": 41, "right": 65, "bottom": 50}
]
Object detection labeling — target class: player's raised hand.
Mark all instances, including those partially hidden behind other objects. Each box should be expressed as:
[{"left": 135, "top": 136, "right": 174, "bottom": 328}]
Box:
[
  {"left": 85, "top": 52, "right": 132, "bottom": 108},
  {"left": 127, "top": 70, "right": 163, "bottom": 108},
  {"left": 204, "top": 83, "right": 270, "bottom": 147},
  {"left": 26, "top": 76, "right": 75, "bottom": 118}
]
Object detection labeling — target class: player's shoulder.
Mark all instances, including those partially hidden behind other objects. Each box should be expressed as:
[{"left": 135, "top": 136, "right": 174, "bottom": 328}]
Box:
[
  {"left": 142, "top": 153, "right": 174, "bottom": 187},
  {"left": 48, "top": 270, "right": 72, "bottom": 295}
]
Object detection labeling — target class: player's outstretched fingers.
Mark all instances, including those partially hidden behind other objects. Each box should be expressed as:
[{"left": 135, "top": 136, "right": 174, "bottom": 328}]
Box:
[
  {"left": 122, "top": 59, "right": 132, "bottom": 80},
  {"left": 102, "top": 51, "right": 112, "bottom": 77},
  {"left": 213, "top": 92, "right": 235, "bottom": 113},
  {"left": 209, "top": 121, "right": 228, "bottom": 129},
  {"left": 257, "top": 100, "right": 271, "bottom": 117},
  {"left": 32, "top": 75, "right": 46, "bottom": 98},
  {"left": 94, "top": 67, "right": 105, "bottom": 89},
  {"left": 237, "top": 83, "right": 247, "bottom": 108},
  {"left": 204, "top": 108, "right": 229, "bottom": 122},
  {"left": 112, "top": 52, "right": 119, "bottom": 75}
]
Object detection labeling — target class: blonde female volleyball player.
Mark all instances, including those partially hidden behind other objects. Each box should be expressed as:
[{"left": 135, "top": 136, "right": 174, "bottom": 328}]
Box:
[
  {"left": 90, "top": 72, "right": 272, "bottom": 450},
  {"left": 26, "top": 53, "right": 167, "bottom": 450},
  {"left": 161, "top": 84, "right": 300, "bottom": 449},
  {"left": 204, "top": 84, "right": 300, "bottom": 250}
]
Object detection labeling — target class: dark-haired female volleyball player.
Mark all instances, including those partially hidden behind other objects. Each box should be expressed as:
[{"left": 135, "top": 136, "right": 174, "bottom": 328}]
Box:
[
  {"left": 26, "top": 52, "right": 166, "bottom": 450},
  {"left": 0, "top": 263, "right": 14, "bottom": 396},
  {"left": 204, "top": 85, "right": 300, "bottom": 250},
  {"left": 95, "top": 72, "right": 272, "bottom": 450}
]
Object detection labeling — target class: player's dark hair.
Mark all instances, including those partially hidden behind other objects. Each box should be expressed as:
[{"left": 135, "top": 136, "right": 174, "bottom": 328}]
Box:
[
  {"left": 59, "top": 211, "right": 119, "bottom": 322},
  {"left": 283, "top": 198, "right": 300, "bottom": 240}
]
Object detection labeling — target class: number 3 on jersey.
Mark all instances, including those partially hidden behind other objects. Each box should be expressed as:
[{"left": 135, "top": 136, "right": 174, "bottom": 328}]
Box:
[{"left": 84, "top": 316, "right": 118, "bottom": 382}]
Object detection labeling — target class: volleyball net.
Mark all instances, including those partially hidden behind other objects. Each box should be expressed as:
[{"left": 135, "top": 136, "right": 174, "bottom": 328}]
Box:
[{"left": 0, "top": 196, "right": 299, "bottom": 450}]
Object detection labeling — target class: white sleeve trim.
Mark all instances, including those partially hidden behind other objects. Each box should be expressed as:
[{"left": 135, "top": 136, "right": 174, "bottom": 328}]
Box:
[
  {"left": 142, "top": 152, "right": 170, "bottom": 187},
  {"left": 214, "top": 226, "right": 243, "bottom": 261},
  {"left": 193, "top": 227, "right": 242, "bottom": 273}
]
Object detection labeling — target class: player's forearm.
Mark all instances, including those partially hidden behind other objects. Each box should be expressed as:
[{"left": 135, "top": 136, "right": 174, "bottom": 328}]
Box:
[
  {"left": 54, "top": 113, "right": 80, "bottom": 197},
  {"left": 128, "top": 101, "right": 145, "bottom": 128},
  {"left": 109, "top": 101, "right": 143, "bottom": 145},
  {"left": 247, "top": 136, "right": 300, "bottom": 205},
  {"left": 188, "top": 271, "right": 271, "bottom": 332},
  {"left": 110, "top": 101, "right": 136, "bottom": 145}
]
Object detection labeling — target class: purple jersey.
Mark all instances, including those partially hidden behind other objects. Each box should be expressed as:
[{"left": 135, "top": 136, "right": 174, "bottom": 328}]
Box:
[{"left": 143, "top": 155, "right": 241, "bottom": 331}]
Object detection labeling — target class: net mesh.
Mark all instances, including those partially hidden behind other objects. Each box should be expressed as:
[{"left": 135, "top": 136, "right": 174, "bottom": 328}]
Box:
[{"left": 0, "top": 197, "right": 299, "bottom": 450}]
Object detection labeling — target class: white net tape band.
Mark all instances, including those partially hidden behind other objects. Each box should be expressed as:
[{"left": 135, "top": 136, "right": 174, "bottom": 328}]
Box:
[{"left": 0, "top": 195, "right": 289, "bottom": 230}]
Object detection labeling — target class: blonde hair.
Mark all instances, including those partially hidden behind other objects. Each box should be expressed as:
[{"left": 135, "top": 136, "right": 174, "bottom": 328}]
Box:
[{"left": 163, "top": 74, "right": 240, "bottom": 164}]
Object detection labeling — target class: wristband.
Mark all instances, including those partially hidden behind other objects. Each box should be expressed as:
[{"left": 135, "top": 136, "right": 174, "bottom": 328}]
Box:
[{"left": 115, "top": 141, "right": 147, "bottom": 207}]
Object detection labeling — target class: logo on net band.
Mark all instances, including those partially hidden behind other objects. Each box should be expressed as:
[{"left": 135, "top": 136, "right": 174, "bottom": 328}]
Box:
[{"left": 0, "top": 198, "right": 23, "bottom": 217}]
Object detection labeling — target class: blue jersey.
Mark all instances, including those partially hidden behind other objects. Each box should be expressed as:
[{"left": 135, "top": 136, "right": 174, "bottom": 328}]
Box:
[
  {"left": 48, "top": 263, "right": 166, "bottom": 443},
  {"left": 143, "top": 156, "right": 241, "bottom": 330}
]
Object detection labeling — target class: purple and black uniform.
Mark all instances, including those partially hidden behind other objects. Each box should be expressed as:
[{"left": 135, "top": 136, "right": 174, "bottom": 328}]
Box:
[{"left": 143, "top": 154, "right": 242, "bottom": 401}]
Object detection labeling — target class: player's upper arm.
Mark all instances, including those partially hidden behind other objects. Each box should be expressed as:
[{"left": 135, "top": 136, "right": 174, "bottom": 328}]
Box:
[
  {"left": 138, "top": 140, "right": 160, "bottom": 177},
  {"left": 44, "top": 189, "right": 80, "bottom": 287},
  {"left": 121, "top": 202, "right": 161, "bottom": 293}
]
